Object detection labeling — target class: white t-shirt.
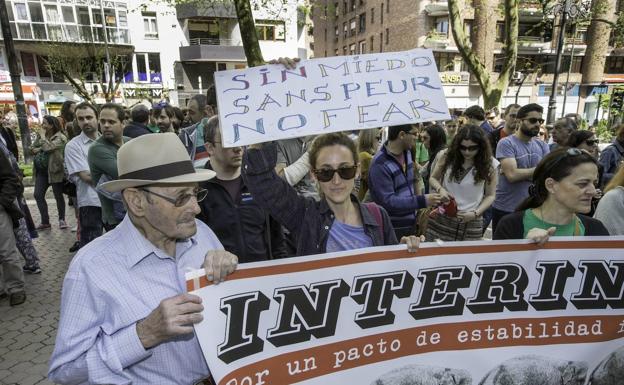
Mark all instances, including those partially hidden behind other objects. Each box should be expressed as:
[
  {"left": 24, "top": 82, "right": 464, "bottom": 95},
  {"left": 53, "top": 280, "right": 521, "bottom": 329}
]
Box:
[
  {"left": 439, "top": 149, "right": 499, "bottom": 212},
  {"left": 64, "top": 132, "right": 101, "bottom": 208}
]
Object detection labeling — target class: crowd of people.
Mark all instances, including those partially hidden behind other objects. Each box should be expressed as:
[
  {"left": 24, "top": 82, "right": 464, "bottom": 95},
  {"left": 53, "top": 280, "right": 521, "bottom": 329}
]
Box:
[{"left": 0, "top": 81, "right": 623, "bottom": 383}]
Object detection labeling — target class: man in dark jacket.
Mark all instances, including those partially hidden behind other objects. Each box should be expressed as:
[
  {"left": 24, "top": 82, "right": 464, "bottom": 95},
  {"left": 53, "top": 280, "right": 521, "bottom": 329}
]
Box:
[
  {"left": 197, "top": 116, "right": 287, "bottom": 262},
  {"left": 122, "top": 105, "right": 152, "bottom": 138},
  {"left": 0, "top": 150, "right": 26, "bottom": 306},
  {"left": 0, "top": 123, "right": 19, "bottom": 160}
]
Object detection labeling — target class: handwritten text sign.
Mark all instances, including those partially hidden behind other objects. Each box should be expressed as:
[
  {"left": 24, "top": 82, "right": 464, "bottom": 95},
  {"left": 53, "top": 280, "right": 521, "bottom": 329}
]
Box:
[
  {"left": 187, "top": 237, "right": 624, "bottom": 385},
  {"left": 214, "top": 49, "right": 450, "bottom": 147}
]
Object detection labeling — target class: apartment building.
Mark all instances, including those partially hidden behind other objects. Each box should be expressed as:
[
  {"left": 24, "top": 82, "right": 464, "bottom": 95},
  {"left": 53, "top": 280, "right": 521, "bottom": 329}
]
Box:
[
  {"left": 312, "top": 0, "right": 624, "bottom": 120},
  {"left": 0, "top": 0, "right": 311, "bottom": 112}
]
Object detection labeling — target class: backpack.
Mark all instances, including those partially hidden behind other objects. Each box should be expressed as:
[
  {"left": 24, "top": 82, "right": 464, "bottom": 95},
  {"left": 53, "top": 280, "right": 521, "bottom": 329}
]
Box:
[{"left": 363, "top": 202, "right": 385, "bottom": 242}]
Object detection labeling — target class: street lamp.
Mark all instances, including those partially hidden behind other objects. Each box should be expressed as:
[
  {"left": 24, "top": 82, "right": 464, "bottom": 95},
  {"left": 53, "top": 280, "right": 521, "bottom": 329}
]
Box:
[{"left": 546, "top": 0, "right": 591, "bottom": 124}]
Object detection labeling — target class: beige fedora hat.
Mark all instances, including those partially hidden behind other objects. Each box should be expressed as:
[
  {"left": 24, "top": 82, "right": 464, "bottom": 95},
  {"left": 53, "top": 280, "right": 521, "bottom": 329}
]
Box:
[{"left": 100, "top": 133, "right": 215, "bottom": 192}]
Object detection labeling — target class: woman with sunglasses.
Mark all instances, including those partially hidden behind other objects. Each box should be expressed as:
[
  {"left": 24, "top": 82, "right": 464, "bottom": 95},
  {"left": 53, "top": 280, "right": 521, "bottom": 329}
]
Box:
[
  {"left": 494, "top": 147, "right": 609, "bottom": 243},
  {"left": 357, "top": 128, "right": 382, "bottom": 201},
  {"left": 566, "top": 130, "right": 604, "bottom": 215},
  {"left": 593, "top": 166, "right": 624, "bottom": 235},
  {"left": 243, "top": 133, "right": 421, "bottom": 256},
  {"left": 427, "top": 125, "right": 498, "bottom": 241}
]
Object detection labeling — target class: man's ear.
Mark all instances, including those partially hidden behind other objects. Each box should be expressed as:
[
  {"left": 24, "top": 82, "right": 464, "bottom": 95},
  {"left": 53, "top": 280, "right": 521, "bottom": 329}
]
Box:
[{"left": 123, "top": 188, "right": 147, "bottom": 217}]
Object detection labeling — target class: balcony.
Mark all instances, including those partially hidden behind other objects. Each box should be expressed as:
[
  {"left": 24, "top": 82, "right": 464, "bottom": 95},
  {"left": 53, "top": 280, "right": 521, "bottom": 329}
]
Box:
[
  {"left": 180, "top": 38, "right": 245, "bottom": 62},
  {"left": 517, "top": 36, "right": 550, "bottom": 51},
  {"left": 424, "top": 32, "right": 450, "bottom": 49},
  {"left": 6, "top": 21, "right": 131, "bottom": 47},
  {"left": 425, "top": 1, "right": 449, "bottom": 16},
  {"left": 519, "top": 1, "right": 543, "bottom": 19}
]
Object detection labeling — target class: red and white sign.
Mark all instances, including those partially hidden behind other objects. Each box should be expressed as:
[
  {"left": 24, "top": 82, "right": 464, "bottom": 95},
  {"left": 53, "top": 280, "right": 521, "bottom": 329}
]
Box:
[{"left": 186, "top": 237, "right": 624, "bottom": 385}]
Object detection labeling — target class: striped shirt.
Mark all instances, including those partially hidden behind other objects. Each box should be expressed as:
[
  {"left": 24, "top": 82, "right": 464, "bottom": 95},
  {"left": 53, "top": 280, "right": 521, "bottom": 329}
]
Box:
[
  {"left": 49, "top": 215, "right": 223, "bottom": 384},
  {"left": 368, "top": 144, "right": 427, "bottom": 229}
]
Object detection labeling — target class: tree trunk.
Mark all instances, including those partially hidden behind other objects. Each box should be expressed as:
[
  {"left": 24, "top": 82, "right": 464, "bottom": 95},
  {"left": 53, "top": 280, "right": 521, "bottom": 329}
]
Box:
[
  {"left": 582, "top": 0, "right": 616, "bottom": 85},
  {"left": 233, "top": 0, "right": 264, "bottom": 67},
  {"left": 471, "top": 0, "right": 497, "bottom": 71},
  {"left": 449, "top": 0, "right": 519, "bottom": 109}
]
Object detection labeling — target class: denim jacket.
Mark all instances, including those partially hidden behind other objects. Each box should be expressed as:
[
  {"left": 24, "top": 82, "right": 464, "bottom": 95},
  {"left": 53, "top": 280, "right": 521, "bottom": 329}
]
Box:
[{"left": 242, "top": 142, "right": 398, "bottom": 257}]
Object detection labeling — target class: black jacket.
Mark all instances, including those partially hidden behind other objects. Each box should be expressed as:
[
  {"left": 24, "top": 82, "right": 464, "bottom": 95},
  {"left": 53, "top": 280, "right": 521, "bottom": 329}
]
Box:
[
  {"left": 493, "top": 211, "right": 610, "bottom": 239},
  {"left": 123, "top": 121, "right": 152, "bottom": 138},
  {"left": 242, "top": 143, "right": 398, "bottom": 257},
  {"left": 0, "top": 150, "right": 23, "bottom": 227},
  {"left": 0, "top": 125, "right": 18, "bottom": 159},
  {"left": 198, "top": 163, "right": 287, "bottom": 263}
]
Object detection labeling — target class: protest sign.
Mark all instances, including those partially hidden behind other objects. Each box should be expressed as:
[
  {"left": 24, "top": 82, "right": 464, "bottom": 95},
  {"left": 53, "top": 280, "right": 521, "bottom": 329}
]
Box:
[
  {"left": 186, "top": 237, "right": 624, "bottom": 385},
  {"left": 214, "top": 49, "right": 451, "bottom": 147}
]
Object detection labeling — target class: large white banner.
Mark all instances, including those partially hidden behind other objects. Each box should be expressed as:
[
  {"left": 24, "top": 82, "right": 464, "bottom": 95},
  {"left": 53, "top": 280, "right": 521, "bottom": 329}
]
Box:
[
  {"left": 214, "top": 49, "right": 451, "bottom": 147},
  {"left": 186, "top": 238, "right": 624, "bottom": 385}
]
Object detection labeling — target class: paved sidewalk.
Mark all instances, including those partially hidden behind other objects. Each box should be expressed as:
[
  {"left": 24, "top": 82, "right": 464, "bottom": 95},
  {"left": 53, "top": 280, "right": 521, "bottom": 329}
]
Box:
[{"left": 0, "top": 188, "right": 77, "bottom": 385}]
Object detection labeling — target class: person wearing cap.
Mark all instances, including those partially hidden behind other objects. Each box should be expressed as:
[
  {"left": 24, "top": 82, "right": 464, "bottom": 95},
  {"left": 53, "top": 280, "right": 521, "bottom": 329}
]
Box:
[{"left": 49, "top": 133, "right": 238, "bottom": 385}]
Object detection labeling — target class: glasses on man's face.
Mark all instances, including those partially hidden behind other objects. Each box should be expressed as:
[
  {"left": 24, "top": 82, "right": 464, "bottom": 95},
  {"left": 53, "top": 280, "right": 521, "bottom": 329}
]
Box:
[
  {"left": 487, "top": 116, "right": 496, "bottom": 121},
  {"left": 459, "top": 144, "right": 479, "bottom": 152},
  {"left": 539, "top": 131, "right": 547, "bottom": 137},
  {"left": 585, "top": 139, "right": 599, "bottom": 146},
  {"left": 313, "top": 166, "right": 357, "bottom": 183},
  {"left": 140, "top": 188, "right": 208, "bottom": 207},
  {"left": 524, "top": 117, "right": 545, "bottom": 125}
]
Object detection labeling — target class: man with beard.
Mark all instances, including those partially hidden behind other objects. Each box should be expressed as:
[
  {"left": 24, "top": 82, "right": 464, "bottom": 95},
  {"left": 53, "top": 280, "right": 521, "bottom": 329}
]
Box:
[
  {"left": 151, "top": 103, "right": 175, "bottom": 133},
  {"left": 88, "top": 103, "right": 130, "bottom": 231},
  {"left": 492, "top": 103, "right": 550, "bottom": 231},
  {"left": 197, "top": 116, "right": 286, "bottom": 262},
  {"left": 64, "top": 103, "right": 103, "bottom": 249}
]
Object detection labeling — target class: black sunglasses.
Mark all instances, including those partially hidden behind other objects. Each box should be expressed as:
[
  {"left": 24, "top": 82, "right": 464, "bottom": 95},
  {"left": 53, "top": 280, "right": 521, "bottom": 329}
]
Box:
[
  {"left": 524, "top": 117, "right": 545, "bottom": 124},
  {"left": 459, "top": 144, "right": 479, "bottom": 152},
  {"left": 314, "top": 166, "right": 357, "bottom": 182},
  {"left": 585, "top": 139, "right": 599, "bottom": 146}
]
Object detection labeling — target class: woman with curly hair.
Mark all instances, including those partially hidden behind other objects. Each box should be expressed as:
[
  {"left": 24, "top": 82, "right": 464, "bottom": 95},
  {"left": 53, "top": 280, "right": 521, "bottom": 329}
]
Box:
[{"left": 427, "top": 125, "right": 499, "bottom": 241}]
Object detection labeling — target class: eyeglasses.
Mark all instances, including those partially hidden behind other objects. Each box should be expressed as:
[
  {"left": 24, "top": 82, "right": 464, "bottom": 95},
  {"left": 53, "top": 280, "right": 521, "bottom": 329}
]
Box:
[
  {"left": 313, "top": 166, "right": 358, "bottom": 182},
  {"left": 375, "top": 135, "right": 383, "bottom": 141},
  {"left": 524, "top": 117, "right": 545, "bottom": 125},
  {"left": 487, "top": 116, "right": 496, "bottom": 120},
  {"left": 539, "top": 131, "right": 547, "bottom": 136},
  {"left": 459, "top": 144, "right": 479, "bottom": 152},
  {"left": 585, "top": 139, "right": 599, "bottom": 146},
  {"left": 140, "top": 188, "right": 208, "bottom": 207}
]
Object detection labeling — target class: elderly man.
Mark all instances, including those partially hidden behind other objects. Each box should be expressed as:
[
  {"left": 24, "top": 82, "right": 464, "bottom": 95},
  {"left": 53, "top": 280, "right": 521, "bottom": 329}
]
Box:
[{"left": 49, "top": 133, "right": 238, "bottom": 384}]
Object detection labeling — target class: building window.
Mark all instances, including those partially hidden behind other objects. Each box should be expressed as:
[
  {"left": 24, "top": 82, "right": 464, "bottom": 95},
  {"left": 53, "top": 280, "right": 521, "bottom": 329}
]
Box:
[
  {"left": 435, "top": 17, "right": 449, "bottom": 35},
  {"left": 343, "top": 0, "right": 347, "bottom": 15},
  {"left": 371, "top": 7, "right": 374, "bottom": 23},
  {"left": 14, "top": 2, "right": 28, "bottom": 21},
  {"left": 217, "top": 62, "right": 227, "bottom": 71},
  {"left": 380, "top": 32, "right": 383, "bottom": 52},
  {"left": 387, "top": 0, "right": 390, "bottom": 12},
  {"left": 434, "top": 52, "right": 456, "bottom": 71},
  {"left": 142, "top": 12, "right": 158, "bottom": 39},
  {"left": 135, "top": 52, "right": 161, "bottom": 83},
  {"left": 324, "top": 28, "right": 327, "bottom": 41},
  {"left": 496, "top": 22, "right": 505, "bottom": 42},
  {"left": 343, "top": 22, "right": 348, "bottom": 38},
  {"left": 464, "top": 20, "right": 473, "bottom": 41},
  {"left": 20, "top": 52, "right": 37, "bottom": 77},
  {"left": 256, "top": 20, "right": 286, "bottom": 41},
  {"left": 370, "top": 35, "right": 374, "bottom": 52},
  {"left": 385, "top": 27, "right": 389, "bottom": 44},
  {"left": 359, "top": 40, "right": 366, "bottom": 53},
  {"left": 350, "top": 0, "right": 356, "bottom": 11},
  {"left": 335, "top": 48, "right": 339, "bottom": 56},
  {"left": 350, "top": 18, "right": 356, "bottom": 36},
  {"left": 350, "top": 43, "right": 356, "bottom": 55},
  {"left": 334, "top": 2, "right": 339, "bottom": 17},
  {"left": 343, "top": 46, "right": 347, "bottom": 55},
  {"left": 606, "top": 56, "right": 624, "bottom": 73},
  {"left": 380, "top": 3, "right": 384, "bottom": 24},
  {"left": 359, "top": 13, "right": 366, "bottom": 33}
]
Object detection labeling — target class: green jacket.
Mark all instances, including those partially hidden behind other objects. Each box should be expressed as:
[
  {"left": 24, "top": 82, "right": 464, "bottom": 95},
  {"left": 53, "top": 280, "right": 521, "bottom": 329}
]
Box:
[{"left": 32, "top": 131, "right": 68, "bottom": 183}]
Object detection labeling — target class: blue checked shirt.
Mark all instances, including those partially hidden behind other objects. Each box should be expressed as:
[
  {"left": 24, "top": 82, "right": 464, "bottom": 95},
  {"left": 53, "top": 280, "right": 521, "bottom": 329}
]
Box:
[{"left": 48, "top": 215, "right": 223, "bottom": 384}]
